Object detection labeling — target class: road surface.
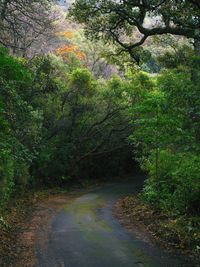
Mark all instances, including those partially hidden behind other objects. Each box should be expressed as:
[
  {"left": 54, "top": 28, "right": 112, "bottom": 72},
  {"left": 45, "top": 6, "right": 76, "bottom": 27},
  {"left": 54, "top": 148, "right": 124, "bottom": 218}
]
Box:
[{"left": 35, "top": 179, "right": 190, "bottom": 267}]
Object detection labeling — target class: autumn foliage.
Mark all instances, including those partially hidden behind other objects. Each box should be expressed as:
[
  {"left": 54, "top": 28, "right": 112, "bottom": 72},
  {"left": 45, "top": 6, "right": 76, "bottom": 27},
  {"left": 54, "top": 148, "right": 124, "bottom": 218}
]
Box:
[
  {"left": 56, "top": 44, "right": 86, "bottom": 61},
  {"left": 57, "top": 31, "right": 75, "bottom": 39},
  {"left": 56, "top": 30, "right": 86, "bottom": 61}
]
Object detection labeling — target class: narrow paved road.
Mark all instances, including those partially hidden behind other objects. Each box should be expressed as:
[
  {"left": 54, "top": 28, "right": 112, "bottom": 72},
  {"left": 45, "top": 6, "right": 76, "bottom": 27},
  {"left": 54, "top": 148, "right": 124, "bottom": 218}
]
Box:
[{"left": 35, "top": 180, "right": 189, "bottom": 267}]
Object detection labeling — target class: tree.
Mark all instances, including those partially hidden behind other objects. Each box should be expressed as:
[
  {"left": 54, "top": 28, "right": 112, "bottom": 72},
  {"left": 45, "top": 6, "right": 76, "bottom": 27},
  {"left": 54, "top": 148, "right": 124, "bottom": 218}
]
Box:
[
  {"left": 0, "top": 47, "right": 42, "bottom": 206},
  {"left": 25, "top": 55, "right": 133, "bottom": 183},
  {"left": 128, "top": 69, "right": 200, "bottom": 214},
  {"left": 55, "top": 27, "right": 120, "bottom": 78},
  {"left": 0, "top": 0, "right": 58, "bottom": 56},
  {"left": 69, "top": 0, "right": 200, "bottom": 64}
]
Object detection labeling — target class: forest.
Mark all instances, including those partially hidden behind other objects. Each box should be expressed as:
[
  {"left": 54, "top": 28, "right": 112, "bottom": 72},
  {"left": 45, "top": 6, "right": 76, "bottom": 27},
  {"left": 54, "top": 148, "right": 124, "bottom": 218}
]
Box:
[{"left": 0, "top": 0, "right": 200, "bottom": 263}]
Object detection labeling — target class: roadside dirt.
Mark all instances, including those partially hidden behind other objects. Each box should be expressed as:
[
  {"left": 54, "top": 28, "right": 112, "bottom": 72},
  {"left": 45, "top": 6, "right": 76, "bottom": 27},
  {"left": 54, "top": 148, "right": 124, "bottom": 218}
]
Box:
[
  {"left": 0, "top": 190, "right": 83, "bottom": 267},
  {"left": 14, "top": 194, "right": 71, "bottom": 267},
  {"left": 114, "top": 196, "right": 200, "bottom": 267}
]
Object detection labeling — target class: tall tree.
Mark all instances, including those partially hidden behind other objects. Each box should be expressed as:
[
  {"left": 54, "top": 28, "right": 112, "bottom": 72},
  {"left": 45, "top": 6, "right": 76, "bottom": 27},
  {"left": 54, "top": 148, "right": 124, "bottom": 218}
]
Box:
[
  {"left": 69, "top": 0, "right": 200, "bottom": 64},
  {"left": 0, "top": 0, "right": 58, "bottom": 56}
]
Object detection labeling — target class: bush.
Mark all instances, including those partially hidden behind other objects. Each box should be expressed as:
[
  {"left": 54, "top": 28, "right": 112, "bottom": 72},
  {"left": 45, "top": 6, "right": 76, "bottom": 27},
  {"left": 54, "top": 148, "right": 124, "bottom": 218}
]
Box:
[
  {"left": 0, "top": 145, "right": 15, "bottom": 207},
  {"left": 143, "top": 150, "right": 200, "bottom": 214}
]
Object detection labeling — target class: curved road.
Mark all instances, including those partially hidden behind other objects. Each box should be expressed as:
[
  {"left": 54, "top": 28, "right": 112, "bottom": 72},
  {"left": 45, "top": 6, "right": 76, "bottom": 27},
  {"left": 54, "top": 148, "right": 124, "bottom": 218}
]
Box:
[{"left": 35, "top": 180, "right": 189, "bottom": 267}]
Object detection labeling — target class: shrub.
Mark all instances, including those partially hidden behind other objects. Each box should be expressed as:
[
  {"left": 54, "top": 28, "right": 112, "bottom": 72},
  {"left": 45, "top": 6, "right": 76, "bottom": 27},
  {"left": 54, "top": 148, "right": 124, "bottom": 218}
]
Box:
[{"left": 143, "top": 150, "right": 200, "bottom": 215}]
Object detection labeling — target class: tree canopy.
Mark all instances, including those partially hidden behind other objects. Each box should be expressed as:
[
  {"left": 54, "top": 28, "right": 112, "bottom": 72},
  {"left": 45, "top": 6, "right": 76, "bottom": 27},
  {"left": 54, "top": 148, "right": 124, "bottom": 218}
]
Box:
[
  {"left": 0, "top": 0, "right": 200, "bottom": 253},
  {"left": 69, "top": 0, "right": 200, "bottom": 63}
]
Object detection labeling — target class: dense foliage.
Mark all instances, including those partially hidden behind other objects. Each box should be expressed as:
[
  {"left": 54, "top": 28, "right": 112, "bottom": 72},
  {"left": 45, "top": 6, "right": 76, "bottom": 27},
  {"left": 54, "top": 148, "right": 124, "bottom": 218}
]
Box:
[
  {"left": 0, "top": 0, "right": 199, "bottom": 238},
  {"left": 70, "top": 0, "right": 200, "bottom": 218},
  {"left": 69, "top": 0, "right": 200, "bottom": 66},
  {"left": 0, "top": 47, "right": 134, "bottom": 209},
  {"left": 1, "top": 43, "right": 199, "bottom": 218},
  {"left": 129, "top": 69, "right": 200, "bottom": 215}
]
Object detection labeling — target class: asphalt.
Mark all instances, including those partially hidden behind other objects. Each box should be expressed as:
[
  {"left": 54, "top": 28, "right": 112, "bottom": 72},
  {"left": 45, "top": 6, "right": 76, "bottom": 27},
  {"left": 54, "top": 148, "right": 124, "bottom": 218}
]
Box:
[{"left": 35, "top": 179, "right": 190, "bottom": 267}]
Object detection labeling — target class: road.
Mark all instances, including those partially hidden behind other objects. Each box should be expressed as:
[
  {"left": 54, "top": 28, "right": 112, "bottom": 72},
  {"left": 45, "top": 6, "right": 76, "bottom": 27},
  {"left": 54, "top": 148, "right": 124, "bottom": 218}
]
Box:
[{"left": 35, "top": 179, "right": 189, "bottom": 267}]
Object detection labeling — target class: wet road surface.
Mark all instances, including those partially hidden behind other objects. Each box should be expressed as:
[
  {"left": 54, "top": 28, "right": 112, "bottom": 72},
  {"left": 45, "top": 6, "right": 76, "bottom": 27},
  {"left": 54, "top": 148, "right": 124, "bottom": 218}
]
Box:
[{"left": 35, "top": 179, "right": 190, "bottom": 267}]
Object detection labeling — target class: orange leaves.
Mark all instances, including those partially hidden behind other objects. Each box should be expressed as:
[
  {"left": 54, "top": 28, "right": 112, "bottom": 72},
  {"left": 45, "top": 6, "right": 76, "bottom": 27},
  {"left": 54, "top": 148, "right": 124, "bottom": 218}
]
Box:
[
  {"left": 57, "top": 44, "right": 78, "bottom": 54},
  {"left": 56, "top": 31, "right": 75, "bottom": 39},
  {"left": 62, "top": 31, "right": 74, "bottom": 39},
  {"left": 56, "top": 44, "right": 86, "bottom": 61},
  {"left": 76, "top": 51, "right": 86, "bottom": 60},
  {"left": 55, "top": 30, "right": 86, "bottom": 61}
]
